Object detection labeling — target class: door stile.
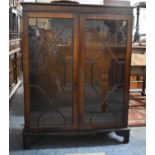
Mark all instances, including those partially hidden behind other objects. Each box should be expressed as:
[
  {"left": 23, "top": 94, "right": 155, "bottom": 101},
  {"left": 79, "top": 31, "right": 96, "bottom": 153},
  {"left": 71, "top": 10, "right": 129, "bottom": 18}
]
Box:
[
  {"left": 123, "top": 16, "right": 132, "bottom": 127},
  {"left": 22, "top": 13, "right": 30, "bottom": 130},
  {"left": 72, "top": 14, "right": 79, "bottom": 129},
  {"left": 78, "top": 16, "right": 85, "bottom": 127}
]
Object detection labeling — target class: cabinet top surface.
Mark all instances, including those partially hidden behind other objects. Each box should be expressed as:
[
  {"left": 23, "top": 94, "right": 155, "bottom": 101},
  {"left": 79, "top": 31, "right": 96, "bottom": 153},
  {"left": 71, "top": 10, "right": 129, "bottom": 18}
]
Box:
[{"left": 21, "top": 2, "right": 133, "bottom": 15}]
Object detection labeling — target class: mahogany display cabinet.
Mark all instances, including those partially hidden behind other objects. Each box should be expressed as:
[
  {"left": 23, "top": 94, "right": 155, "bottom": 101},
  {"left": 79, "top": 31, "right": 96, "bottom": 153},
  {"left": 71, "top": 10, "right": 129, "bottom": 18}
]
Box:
[{"left": 21, "top": 1, "right": 133, "bottom": 148}]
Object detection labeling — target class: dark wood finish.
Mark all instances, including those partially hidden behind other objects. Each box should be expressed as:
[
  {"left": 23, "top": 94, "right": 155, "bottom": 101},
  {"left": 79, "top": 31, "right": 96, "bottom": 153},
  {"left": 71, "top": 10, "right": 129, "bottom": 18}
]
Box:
[
  {"left": 124, "top": 15, "right": 132, "bottom": 126},
  {"left": 22, "top": 13, "right": 30, "bottom": 129},
  {"left": 23, "top": 128, "right": 130, "bottom": 149},
  {"left": 22, "top": 2, "right": 132, "bottom": 148},
  {"left": 21, "top": 2, "right": 133, "bottom": 15}
]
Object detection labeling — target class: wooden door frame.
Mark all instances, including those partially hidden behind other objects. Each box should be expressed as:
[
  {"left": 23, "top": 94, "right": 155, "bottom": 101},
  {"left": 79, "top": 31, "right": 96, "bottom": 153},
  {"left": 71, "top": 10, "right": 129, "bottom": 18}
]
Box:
[
  {"left": 22, "top": 12, "right": 79, "bottom": 132},
  {"left": 79, "top": 14, "right": 132, "bottom": 129}
]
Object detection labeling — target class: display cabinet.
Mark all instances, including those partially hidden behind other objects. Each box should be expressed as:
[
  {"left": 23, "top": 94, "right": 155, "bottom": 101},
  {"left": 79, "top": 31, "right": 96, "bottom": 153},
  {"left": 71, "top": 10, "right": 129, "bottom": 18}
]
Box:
[{"left": 22, "top": 1, "right": 132, "bottom": 148}]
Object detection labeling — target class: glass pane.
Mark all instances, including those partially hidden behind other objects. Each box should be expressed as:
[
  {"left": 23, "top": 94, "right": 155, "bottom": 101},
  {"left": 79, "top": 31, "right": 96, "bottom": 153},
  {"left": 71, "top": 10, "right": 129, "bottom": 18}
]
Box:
[
  {"left": 84, "top": 19, "right": 127, "bottom": 125},
  {"left": 28, "top": 18, "right": 73, "bottom": 127}
]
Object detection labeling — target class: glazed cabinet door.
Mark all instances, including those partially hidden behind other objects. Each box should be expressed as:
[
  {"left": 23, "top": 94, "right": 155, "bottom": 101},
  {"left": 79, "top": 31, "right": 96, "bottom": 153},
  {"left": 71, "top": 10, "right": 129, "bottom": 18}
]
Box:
[
  {"left": 23, "top": 13, "right": 79, "bottom": 130},
  {"left": 79, "top": 14, "right": 132, "bottom": 129}
]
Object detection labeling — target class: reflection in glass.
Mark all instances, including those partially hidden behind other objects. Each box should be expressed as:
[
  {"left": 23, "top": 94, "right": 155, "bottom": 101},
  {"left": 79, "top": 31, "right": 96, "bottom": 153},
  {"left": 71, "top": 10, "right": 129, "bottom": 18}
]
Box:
[
  {"left": 28, "top": 18, "right": 73, "bottom": 127},
  {"left": 84, "top": 19, "right": 127, "bottom": 125}
]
